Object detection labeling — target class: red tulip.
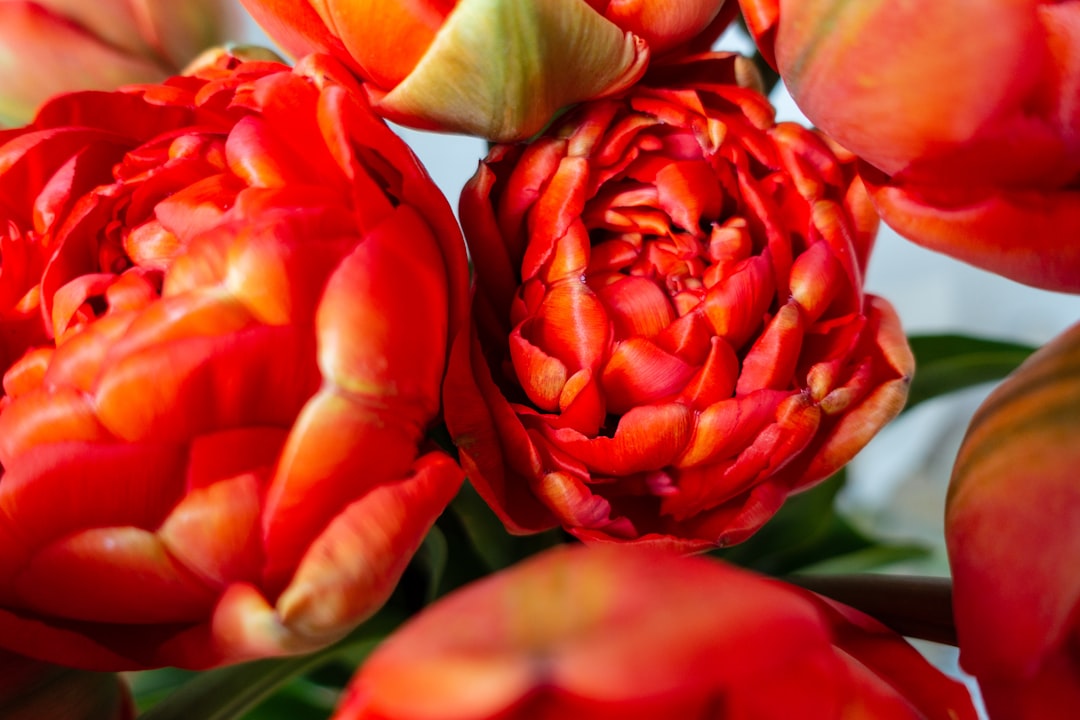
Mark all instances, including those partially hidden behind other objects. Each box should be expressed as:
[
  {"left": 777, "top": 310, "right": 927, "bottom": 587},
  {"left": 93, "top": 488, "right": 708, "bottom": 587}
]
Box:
[
  {"left": 237, "top": 0, "right": 735, "bottom": 141},
  {"left": 447, "top": 53, "right": 913, "bottom": 551},
  {"left": 0, "top": 51, "right": 469, "bottom": 670},
  {"left": 0, "top": 648, "right": 133, "bottom": 719},
  {"left": 0, "top": 0, "right": 229, "bottom": 126},
  {"left": 331, "top": 545, "right": 977, "bottom": 719},
  {"left": 739, "top": 0, "right": 1080, "bottom": 292},
  {"left": 946, "top": 322, "right": 1080, "bottom": 718}
]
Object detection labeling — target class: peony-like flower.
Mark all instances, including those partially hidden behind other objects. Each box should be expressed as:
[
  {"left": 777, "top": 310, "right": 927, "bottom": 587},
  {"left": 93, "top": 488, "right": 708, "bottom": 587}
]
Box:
[
  {"left": 330, "top": 545, "right": 977, "bottom": 719},
  {"left": 0, "top": 648, "right": 133, "bottom": 719},
  {"left": 446, "top": 53, "right": 913, "bottom": 551},
  {"left": 739, "top": 0, "right": 1080, "bottom": 292},
  {"left": 238, "top": 0, "right": 734, "bottom": 141},
  {"left": 0, "top": 0, "right": 229, "bottom": 126},
  {"left": 946, "top": 321, "right": 1080, "bottom": 719},
  {"left": 0, "top": 51, "right": 469, "bottom": 670}
]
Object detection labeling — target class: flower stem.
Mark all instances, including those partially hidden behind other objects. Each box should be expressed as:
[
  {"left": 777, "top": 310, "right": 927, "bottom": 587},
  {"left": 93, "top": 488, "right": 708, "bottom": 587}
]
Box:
[{"left": 788, "top": 574, "right": 956, "bottom": 646}]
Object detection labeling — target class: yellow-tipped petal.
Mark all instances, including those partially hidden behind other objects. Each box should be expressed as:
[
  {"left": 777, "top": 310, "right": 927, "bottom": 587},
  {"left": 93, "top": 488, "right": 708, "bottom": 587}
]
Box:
[{"left": 377, "top": 0, "right": 650, "bottom": 141}]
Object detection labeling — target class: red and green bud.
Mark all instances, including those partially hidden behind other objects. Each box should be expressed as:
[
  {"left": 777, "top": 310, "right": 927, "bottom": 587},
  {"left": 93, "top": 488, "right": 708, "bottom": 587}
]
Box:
[
  {"left": 238, "top": 0, "right": 734, "bottom": 141},
  {"left": 947, "top": 321, "right": 1080, "bottom": 718}
]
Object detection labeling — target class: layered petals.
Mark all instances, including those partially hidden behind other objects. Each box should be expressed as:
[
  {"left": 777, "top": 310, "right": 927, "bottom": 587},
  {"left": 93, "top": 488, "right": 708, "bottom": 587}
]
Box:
[
  {"left": 330, "top": 546, "right": 977, "bottom": 719},
  {"left": 240, "top": 0, "right": 732, "bottom": 140},
  {"left": 739, "top": 0, "right": 1080, "bottom": 291},
  {"left": 447, "top": 52, "right": 913, "bottom": 550},
  {"left": 946, "top": 322, "right": 1080, "bottom": 718},
  {"left": 0, "top": 53, "right": 467, "bottom": 670}
]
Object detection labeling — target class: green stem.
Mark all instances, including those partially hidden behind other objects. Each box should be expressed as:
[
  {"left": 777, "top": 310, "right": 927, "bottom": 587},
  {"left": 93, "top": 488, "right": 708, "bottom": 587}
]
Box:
[
  {"left": 788, "top": 574, "right": 956, "bottom": 646},
  {"left": 138, "top": 606, "right": 407, "bottom": 720}
]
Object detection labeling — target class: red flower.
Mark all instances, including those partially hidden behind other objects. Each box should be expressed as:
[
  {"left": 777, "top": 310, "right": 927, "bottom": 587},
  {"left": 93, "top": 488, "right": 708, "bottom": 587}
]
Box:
[
  {"left": 330, "top": 546, "right": 977, "bottom": 719},
  {"left": 0, "top": 0, "right": 229, "bottom": 126},
  {"left": 0, "top": 52, "right": 468, "bottom": 670},
  {"left": 446, "top": 53, "right": 913, "bottom": 551},
  {"left": 739, "top": 0, "right": 1080, "bottom": 292},
  {"left": 946, "top": 322, "right": 1080, "bottom": 718},
  {"left": 238, "top": 0, "right": 735, "bottom": 140}
]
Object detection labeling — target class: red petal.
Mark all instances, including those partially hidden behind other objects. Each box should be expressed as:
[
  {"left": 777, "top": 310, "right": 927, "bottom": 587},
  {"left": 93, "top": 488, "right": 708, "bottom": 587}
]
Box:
[
  {"left": 736, "top": 300, "right": 806, "bottom": 394},
  {"left": 14, "top": 526, "right": 216, "bottom": 624},
  {"left": 601, "top": 337, "right": 696, "bottom": 413},
  {"left": 703, "top": 254, "right": 774, "bottom": 349},
  {"left": 157, "top": 472, "right": 264, "bottom": 590},
  {"left": 866, "top": 167, "right": 1080, "bottom": 293},
  {"left": 677, "top": 336, "right": 740, "bottom": 409},
  {"left": 551, "top": 403, "right": 693, "bottom": 476},
  {"left": 275, "top": 451, "right": 462, "bottom": 642},
  {"left": 675, "top": 389, "right": 787, "bottom": 468},
  {"left": 594, "top": 274, "right": 675, "bottom": 340}
]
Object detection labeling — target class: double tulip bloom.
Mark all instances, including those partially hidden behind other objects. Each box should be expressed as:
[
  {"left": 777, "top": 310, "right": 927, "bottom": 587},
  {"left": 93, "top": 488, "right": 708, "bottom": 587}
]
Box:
[
  {"left": 238, "top": 0, "right": 733, "bottom": 140},
  {"left": 740, "top": 0, "right": 1080, "bottom": 292},
  {"left": 0, "top": 0, "right": 228, "bottom": 126},
  {"left": 332, "top": 546, "right": 977, "bottom": 719},
  {"left": 448, "top": 53, "right": 913, "bottom": 550},
  {"left": 0, "top": 52, "right": 468, "bottom": 669}
]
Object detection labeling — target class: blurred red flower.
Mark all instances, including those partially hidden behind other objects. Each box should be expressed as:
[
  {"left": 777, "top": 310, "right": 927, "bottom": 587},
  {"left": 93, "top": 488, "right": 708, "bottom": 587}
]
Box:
[
  {"left": 0, "top": 0, "right": 229, "bottom": 126},
  {"left": 0, "top": 51, "right": 468, "bottom": 670},
  {"left": 238, "top": 0, "right": 735, "bottom": 140},
  {"left": 740, "top": 0, "right": 1080, "bottom": 292},
  {"left": 331, "top": 545, "right": 977, "bottom": 719},
  {"left": 947, "top": 321, "right": 1080, "bottom": 719},
  {"left": 446, "top": 53, "right": 913, "bottom": 552}
]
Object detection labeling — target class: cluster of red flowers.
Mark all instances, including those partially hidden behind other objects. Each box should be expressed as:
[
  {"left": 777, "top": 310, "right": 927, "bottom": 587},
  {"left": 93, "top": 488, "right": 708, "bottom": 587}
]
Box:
[{"left": 0, "top": 1, "right": 1076, "bottom": 719}]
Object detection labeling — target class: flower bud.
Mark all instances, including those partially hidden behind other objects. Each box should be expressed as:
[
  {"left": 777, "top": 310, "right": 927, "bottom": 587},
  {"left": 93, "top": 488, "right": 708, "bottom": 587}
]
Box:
[
  {"left": 239, "top": 0, "right": 732, "bottom": 140},
  {"left": 947, "top": 321, "right": 1080, "bottom": 718},
  {"left": 331, "top": 546, "right": 977, "bottom": 719}
]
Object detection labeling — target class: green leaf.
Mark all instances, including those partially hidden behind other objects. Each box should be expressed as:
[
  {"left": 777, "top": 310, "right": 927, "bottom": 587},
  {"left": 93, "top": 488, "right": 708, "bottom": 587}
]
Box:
[
  {"left": 905, "top": 334, "right": 1035, "bottom": 411},
  {"left": 713, "top": 471, "right": 929, "bottom": 576},
  {"left": 415, "top": 525, "right": 449, "bottom": 603},
  {"left": 448, "top": 482, "right": 564, "bottom": 572},
  {"left": 138, "top": 607, "right": 405, "bottom": 720},
  {"left": 794, "top": 543, "right": 930, "bottom": 576}
]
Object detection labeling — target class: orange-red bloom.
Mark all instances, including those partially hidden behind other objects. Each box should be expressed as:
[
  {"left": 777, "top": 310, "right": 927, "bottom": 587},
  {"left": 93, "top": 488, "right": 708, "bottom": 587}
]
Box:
[
  {"left": 446, "top": 53, "right": 913, "bottom": 552},
  {"left": 740, "top": 0, "right": 1080, "bottom": 292},
  {"left": 946, "top": 322, "right": 1080, "bottom": 719},
  {"left": 238, "top": 0, "right": 734, "bottom": 141},
  {"left": 0, "top": 648, "right": 133, "bottom": 719},
  {"left": 0, "top": 0, "right": 228, "bottom": 126},
  {"left": 0, "top": 52, "right": 468, "bottom": 670},
  {"left": 331, "top": 546, "right": 977, "bottom": 719}
]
